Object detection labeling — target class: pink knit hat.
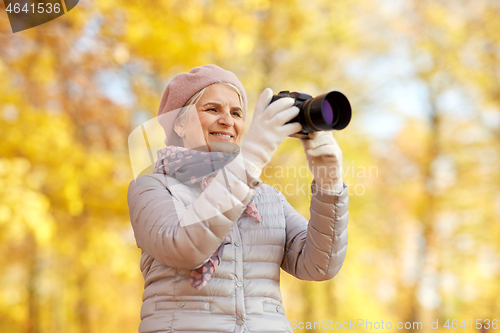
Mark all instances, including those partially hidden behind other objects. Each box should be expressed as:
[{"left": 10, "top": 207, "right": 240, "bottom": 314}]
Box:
[{"left": 157, "top": 64, "right": 248, "bottom": 146}]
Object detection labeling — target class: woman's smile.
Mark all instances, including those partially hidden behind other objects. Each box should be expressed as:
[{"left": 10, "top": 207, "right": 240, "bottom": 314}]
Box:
[{"left": 209, "top": 130, "right": 235, "bottom": 141}]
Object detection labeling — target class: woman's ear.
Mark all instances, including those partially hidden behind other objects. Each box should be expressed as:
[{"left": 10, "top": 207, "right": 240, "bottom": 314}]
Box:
[{"left": 173, "top": 116, "right": 185, "bottom": 137}]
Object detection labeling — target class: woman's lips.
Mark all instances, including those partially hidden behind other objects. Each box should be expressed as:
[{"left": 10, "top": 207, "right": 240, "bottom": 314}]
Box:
[{"left": 209, "top": 132, "right": 234, "bottom": 141}]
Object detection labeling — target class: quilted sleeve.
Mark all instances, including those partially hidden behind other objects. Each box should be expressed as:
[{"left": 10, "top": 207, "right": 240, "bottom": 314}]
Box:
[
  {"left": 127, "top": 153, "right": 261, "bottom": 270},
  {"left": 280, "top": 181, "right": 349, "bottom": 281}
]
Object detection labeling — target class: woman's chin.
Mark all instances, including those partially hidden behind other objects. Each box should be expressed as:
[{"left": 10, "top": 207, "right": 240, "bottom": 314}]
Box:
[{"left": 209, "top": 142, "right": 240, "bottom": 153}]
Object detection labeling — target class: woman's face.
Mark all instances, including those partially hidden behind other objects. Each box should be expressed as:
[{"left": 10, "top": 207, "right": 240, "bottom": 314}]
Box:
[{"left": 176, "top": 84, "right": 245, "bottom": 152}]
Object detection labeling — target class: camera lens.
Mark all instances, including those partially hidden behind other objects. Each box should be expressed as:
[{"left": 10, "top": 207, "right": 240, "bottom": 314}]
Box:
[
  {"left": 321, "top": 100, "right": 334, "bottom": 125},
  {"left": 300, "top": 91, "right": 351, "bottom": 132},
  {"left": 323, "top": 91, "right": 351, "bottom": 130}
]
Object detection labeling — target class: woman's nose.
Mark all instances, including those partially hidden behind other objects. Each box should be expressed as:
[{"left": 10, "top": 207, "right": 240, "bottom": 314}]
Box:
[{"left": 217, "top": 111, "right": 234, "bottom": 127}]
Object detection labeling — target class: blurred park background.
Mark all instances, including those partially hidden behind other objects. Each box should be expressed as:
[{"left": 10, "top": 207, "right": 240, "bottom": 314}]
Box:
[{"left": 1, "top": 0, "right": 499, "bottom": 332}]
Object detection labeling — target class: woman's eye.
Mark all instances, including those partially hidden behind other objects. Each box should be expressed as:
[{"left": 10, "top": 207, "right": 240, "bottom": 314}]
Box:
[
  {"left": 206, "top": 108, "right": 217, "bottom": 112},
  {"left": 232, "top": 112, "right": 242, "bottom": 117}
]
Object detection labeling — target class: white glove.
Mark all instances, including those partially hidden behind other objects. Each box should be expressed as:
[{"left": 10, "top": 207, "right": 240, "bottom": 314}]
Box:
[
  {"left": 301, "top": 131, "right": 344, "bottom": 193},
  {"left": 241, "top": 88, "right": 302, "bottom": 179}
]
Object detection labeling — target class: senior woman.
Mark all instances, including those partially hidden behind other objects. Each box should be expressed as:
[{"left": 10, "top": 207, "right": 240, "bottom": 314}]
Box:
[{"left": 127, "top": 65, "right": 349, "bottom": 333}]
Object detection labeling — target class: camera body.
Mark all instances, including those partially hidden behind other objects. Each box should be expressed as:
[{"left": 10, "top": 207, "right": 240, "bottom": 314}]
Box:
[{"left": 270, "top": 90, "right": 352, "bottom": 137}]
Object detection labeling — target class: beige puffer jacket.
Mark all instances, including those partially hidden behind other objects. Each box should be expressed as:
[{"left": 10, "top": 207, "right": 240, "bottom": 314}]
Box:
[{"left": 127, "top": 153, "right": 349, "bottom": 333}]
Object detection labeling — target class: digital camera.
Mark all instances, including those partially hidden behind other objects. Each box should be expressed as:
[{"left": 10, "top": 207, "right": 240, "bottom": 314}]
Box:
[{"left": 270, "top": 90, "right": 352, "bottom": 136}]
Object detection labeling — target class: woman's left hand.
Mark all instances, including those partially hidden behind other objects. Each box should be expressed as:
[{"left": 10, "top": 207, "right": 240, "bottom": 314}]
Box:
[{"left": 301, "top": 131, "right": 344, "bottom": 193}]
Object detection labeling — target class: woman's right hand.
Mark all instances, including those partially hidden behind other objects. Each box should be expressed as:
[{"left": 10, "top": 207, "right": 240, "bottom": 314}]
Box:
[{"left": 241, "top": 88, "right": 302, "bottom": 179}]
